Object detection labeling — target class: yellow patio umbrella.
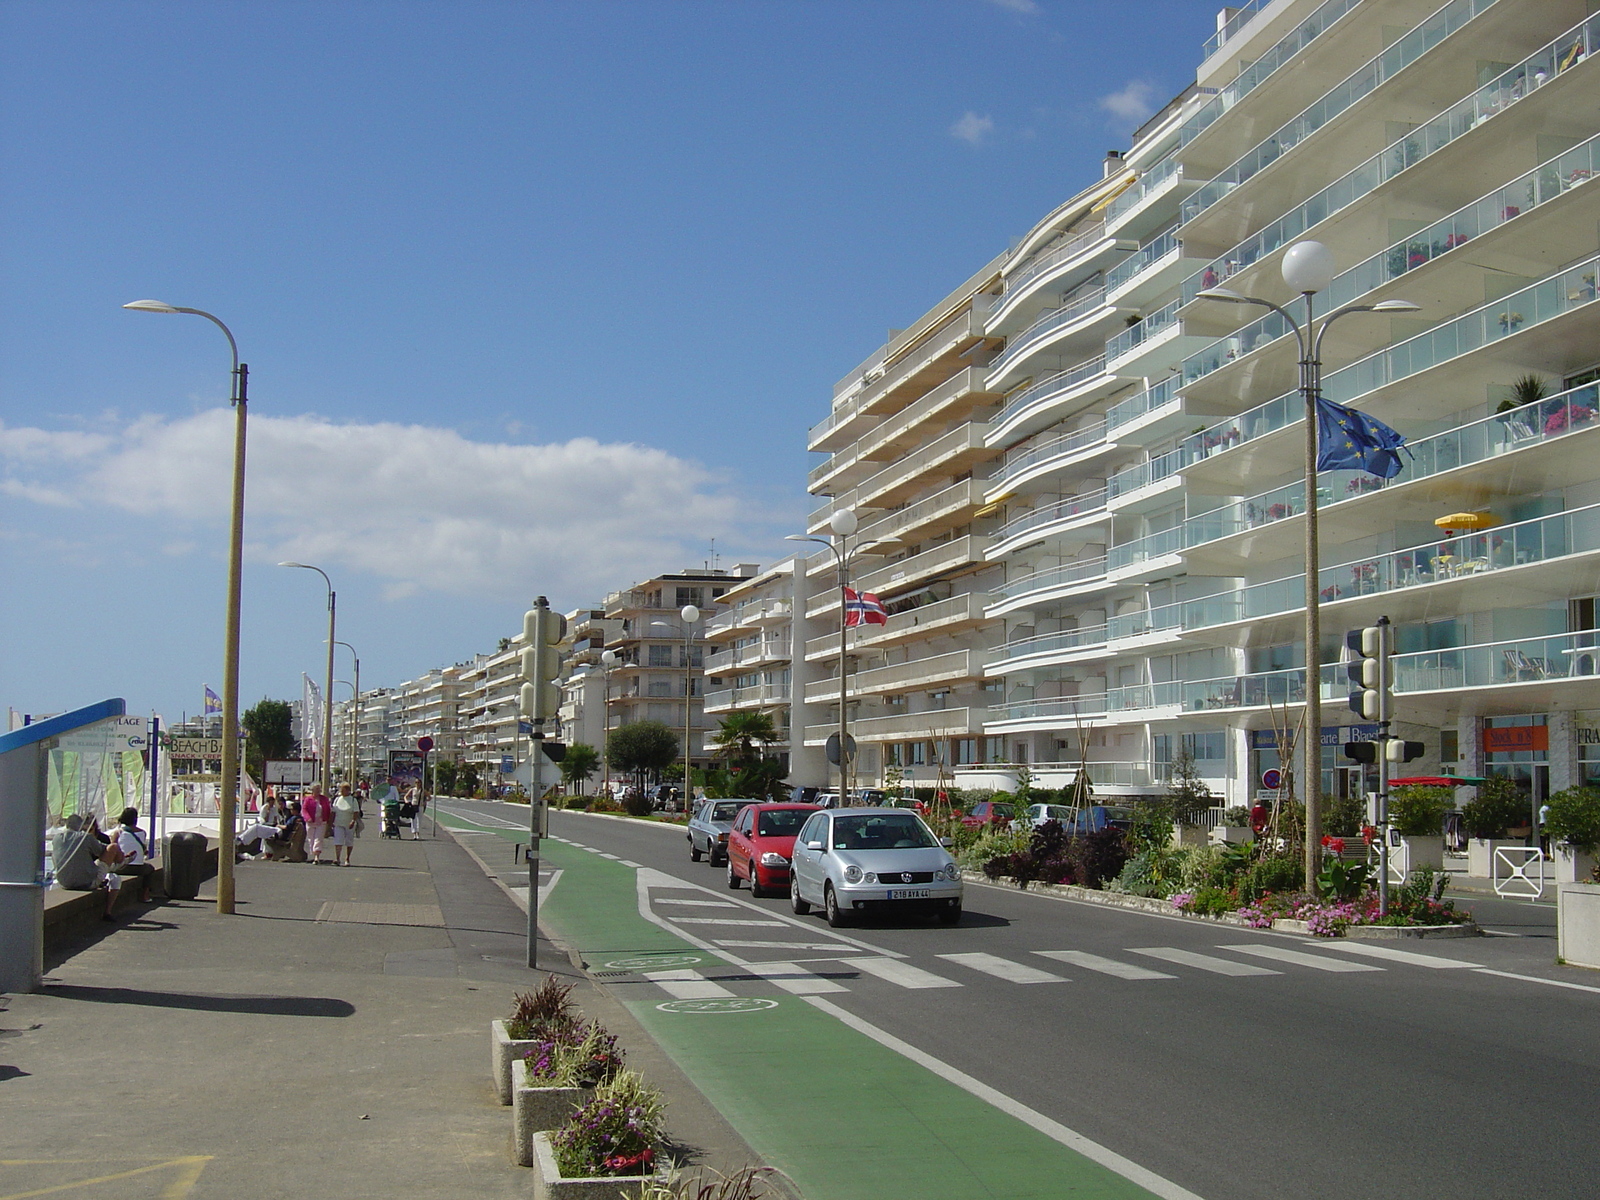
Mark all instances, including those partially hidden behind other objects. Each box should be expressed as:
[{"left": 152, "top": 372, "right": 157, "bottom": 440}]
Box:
[{"left": 1435, "top": 511, "right": 1496, "bottom": 534}]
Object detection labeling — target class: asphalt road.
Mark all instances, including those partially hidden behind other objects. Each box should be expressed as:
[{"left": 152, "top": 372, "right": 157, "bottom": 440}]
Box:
[{"left": 441, "top": 800, "right": 1600, "bottom": 1200}]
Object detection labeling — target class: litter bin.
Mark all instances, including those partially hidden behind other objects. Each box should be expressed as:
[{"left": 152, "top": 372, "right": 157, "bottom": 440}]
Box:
[{"left": 165, "top": 831, "right": 207, "bottom": 901}]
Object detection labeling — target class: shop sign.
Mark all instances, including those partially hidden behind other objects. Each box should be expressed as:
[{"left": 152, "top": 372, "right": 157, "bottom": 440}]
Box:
[
  {"left": 1250, "top": 725, "right": 1378, "bottom": 749},
  {"left": 1483, "top": 726, "right": 1549, "bottom": 753}
]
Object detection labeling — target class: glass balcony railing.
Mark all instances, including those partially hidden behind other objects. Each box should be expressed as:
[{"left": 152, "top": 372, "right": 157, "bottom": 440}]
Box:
[
  {"left": 987, "top": 694, "right": 1109, "bottom": 724},
  {"left": 992, "top": 555, "right": 1109, "bottom": 603},
  {"left": 1104, "top": 375, "right": 1179, "bottom": 433},
  {"left": 993, "top": 489, "right": 1108, "bottom": 546},
  {"left": 1107, "top": 664, "right": 1343, "bottom": 715},
  {"left": 993, "top": 355, "right": 1108, "bottom": 433},
  {"left": 991, "top": 287, "right": 1109, "bottom": 375},
  {"left": 1180, "top": 13, "right": 1600, "bottom": 306},
  {"left": 996, "top": 418, "right": 1109, "bottom": 486},
  {"left": 1183, "top": 0, "right": 1500, "bottom": 223},
  {"left": 1202, "top": 0, "right": 1270, "bottom": 61},
  {"left": 1107, "top": 446, "right": 1184, "bottom": 499},
  {"left": 1105, "top": 298, "right": 1179, "bottom": 362},
  {"left": 1184, "top": 255, "right": 1600, "bottom": 463},
  {"left": 1106, "top": 225, "right": 1179, "bottom": 292},
  {"left": 1185, "top": 0, "right": 1362, "bottom": 144},
  {"left": 993, "top": 625, "right": 1110, "bottom": 667},
  {"left": 1395, "top": 630, "right": 1600, "bottom": 693},
  {"left": 1104, "top": 155, "right": 1181, "bottom": 224},
  {"left": 1002, "top": 224, "right": 1108, "bottom": 303}
]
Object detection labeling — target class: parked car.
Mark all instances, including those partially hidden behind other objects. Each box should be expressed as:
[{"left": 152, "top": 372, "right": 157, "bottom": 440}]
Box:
[
  {"left": 726, "top": 802, "right": 819, "bottom": 897},
  {"left": 852, "top": 788, "right": 888, "bottom": 806},
  {"left": 789, "top": 807, "right": 963, "bottom": 927},
  {"left": 1070, "top": 804, "right": 1134, "bottom": 836},
  {"left": 1021, "top": 802, "right": 1076, "bottom": 828},
  {"left": 789, "top": 785, "right": 820, "bottom": 806},
  {"left": 686, "top": 799, "right": 755, "bottom": 865},
  {"left": 648, "top": 784, "right": 684, "bottom": 813},
  {"left": 961, "top": 800, "right": 1017, "bottom": 829},
  {"left": 813, "top": 792, "right": 842, "bottom": 809}
]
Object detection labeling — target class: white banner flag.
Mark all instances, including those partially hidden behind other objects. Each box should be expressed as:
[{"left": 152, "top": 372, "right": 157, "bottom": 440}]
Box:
[{"left": 302, "top": 673, "right": 324, "bottom": 763}]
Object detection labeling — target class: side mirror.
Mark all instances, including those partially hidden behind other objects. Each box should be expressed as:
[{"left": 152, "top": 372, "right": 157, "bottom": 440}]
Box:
[
  {"left": 805, "top": 839, "right": 824, "bottom": 850},
  {"left": 940, "top": 836, "right": 954, "bottom": 848}
]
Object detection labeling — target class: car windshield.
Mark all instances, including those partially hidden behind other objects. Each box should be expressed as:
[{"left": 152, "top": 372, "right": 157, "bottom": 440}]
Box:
[
  {"left": 1100, "top": 806, "right": 1134, "bottom": 822},
  {"left": 757, "top": 809, "right": 808, "bottom": 837},
  {"left": 710, "top": 802, "right": 745, "bottom": 822},
  {"left": 988, "top": 803, "right": 1016, "bottom": 818},
  {"left": 831, "top": 814, "right": 936, "bottom": 851}
]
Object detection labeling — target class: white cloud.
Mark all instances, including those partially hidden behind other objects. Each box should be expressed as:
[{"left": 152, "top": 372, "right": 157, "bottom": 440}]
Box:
[
  {"left": 0, "top": 411, "right": 781, "bottom": 603},
  {"left": 1099, "top": 80, "right": 1158, "bottom": 125},
  {"left": 949, "top": 111, "right": 996, "bottom": 145},
  {"left": 986, "top": 0, "right": 1040, "bottom": 11}
]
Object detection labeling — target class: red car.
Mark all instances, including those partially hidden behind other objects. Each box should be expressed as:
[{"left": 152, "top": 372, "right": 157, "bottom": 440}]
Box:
[
  {"left": 961, "top": 800, "right": 1017, "bottom": 829},
  {"left": 726, "top": 802, "right": 819, "bottom": 897}
]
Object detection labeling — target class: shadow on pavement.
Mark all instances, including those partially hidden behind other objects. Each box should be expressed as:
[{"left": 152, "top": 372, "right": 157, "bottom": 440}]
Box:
[{"left": 42, "top": 984, "right": 356, "bottom": 1018}]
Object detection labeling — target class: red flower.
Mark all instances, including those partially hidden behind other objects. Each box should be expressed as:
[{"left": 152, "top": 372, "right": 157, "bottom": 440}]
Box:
[
  {"left": 1361, "top": 824, "right": 1376, "bottom": 845},
  {"left": 1320, "top": 835, "right": 1332, "bottom": 847},
  {"left": 1330, "top": 837, "right": 1346, "bottom": 855}
]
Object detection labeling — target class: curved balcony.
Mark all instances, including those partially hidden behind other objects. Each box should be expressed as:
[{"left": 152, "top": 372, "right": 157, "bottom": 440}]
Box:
[
  {"left": 1103, "top": 155, "right": 1182, "bottom": 227},
  {"left": 991, "top": 419, "right": 1111, "bottom": 495},
  {"left": 992, "top": 227, "right": 1128, "bottom": 332},
  {"left": 987, "top": 555, "right": 1111, "bottom": 617},
  {"left": 987, "top": 288, "right": 1119, "bottom": 390},
  {"left": 984, "top": 694, "right": 1109, "bottom": 732},
  {"left": 987, "top": 355, "right": 1122, "bottom": 448},
  {"left": 987, "top": 489, "right": 1109, "bottom": 559},
  {"left": 987, "top": 625, "right": 1111, "bottom": 675}
]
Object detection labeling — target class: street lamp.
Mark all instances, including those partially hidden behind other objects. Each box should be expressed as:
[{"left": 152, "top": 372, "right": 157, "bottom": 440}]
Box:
[
  {"left": 279, "top": 562, "right": 338, "bottom": 795},
  {"left": 123, "top": 299, "right": 247, "bottom": 915},
  {"left": 336, "top": 641, "right": 359, "bottom": 785},
  {"left": 651, "top": 606, "right": 701, "bottom": 804},
  {"left": 788, "top": 510, "right": 900, "bottom": 800},
  {"left": 1196, "top": 240, "right": 1418, "bottom": 886},
  {"left": 600, "top": 648, "right": 618, "bottom": 795}
]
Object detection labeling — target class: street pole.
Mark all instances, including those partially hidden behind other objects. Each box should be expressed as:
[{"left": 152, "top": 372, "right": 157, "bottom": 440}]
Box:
[
  {"left": 338, "top": 642, "right": 360, "bottom": 787},
  {"left": 1376, "top": 615, "right": 1393, "bottom": 917},
  {"left": 123, "top": 300, "right": 247, "bottom": 914},
  {"left": 280, "top": 563, "right": 337, "bottom": 794},
  {"left": 600, "top": 649, "right": 616, "bottom": 796},
  {"left": 682, "top": 604, "right": 699, "bottom": 807}
]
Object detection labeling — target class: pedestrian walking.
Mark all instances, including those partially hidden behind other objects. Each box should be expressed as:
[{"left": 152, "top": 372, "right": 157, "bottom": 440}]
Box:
[
  {"left": 405, "top": 784, "right": 425, "bottom": 839},
  {"left": 331, "top": 784, "right": 363, "bottom": 866},
  {"left": 302, "top": 787, "right": 333, "bottom": 864}
]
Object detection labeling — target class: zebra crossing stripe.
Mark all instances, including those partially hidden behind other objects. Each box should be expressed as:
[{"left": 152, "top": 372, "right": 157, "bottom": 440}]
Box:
[
  {"left": 841, "top": 957, "right": 961, "bottom": 989},
  {"left": 939, "top": 952, "right": 1065, "bottom": 984},
  {"left": 1035, "top": 950, "right": 1175, "bottom": 980},
  {"left": 1131, "top": 947, "right": 1280, "bottom": 977},
  {"left": 1315, "top": 942, "right": 1477, "bottom": 968},
  {"left": 1218, "top": 944, "right": 1383, "bottom": 973},
  {"left": 744, "top": 962, "right": 849, "bottom": 995},
  {"left": 643, "top": 969, "right": 734, "bottom": 1000},
  {"left": 671, "top": 917, "right": 788, "bottom": 927}
]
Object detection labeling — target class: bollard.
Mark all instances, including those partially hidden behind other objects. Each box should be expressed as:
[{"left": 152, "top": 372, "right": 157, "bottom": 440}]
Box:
[{"left": 165, "top": 831, "right": 207, "bottom": 901}]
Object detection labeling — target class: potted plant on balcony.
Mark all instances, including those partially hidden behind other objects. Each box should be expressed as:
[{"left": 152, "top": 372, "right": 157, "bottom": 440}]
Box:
[
  {"left": 1389, "top": 785, "right": 1450, "bottom": 874},
  {"left": 1544, "top": 785, "right": 1600, "bottom": 883},
  {"left": 514, "top": 1021, "right": 625, "bottom": 1167},
  {"left": 492, "top": 977, "right": 579, "bottom": 1106},
  {"left": 531, "top": 1070, "right": 666, "bottom": 1198},
  {"left": 1463, "top": 776, "right": 1531, "bottom": 877}
]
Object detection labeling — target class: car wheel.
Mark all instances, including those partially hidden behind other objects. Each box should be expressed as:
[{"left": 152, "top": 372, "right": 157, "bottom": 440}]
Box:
[
  {"left": 938, "top": 904, "right": 962, "bottom": 926},
  {"left": 689, "top": 840, "right": 702, "bottom": 862},
  {"left": 824, "top": 883, "right": 850, "bottom": 928},
  {"left": 726, "top": 857, "right": 741, "bottom": 889},
  {"left": 748, "top": 867, "right": 765, "bottom": 899},
  {"left": 790, "top": 874, "right": 810, "bottom": 915}
]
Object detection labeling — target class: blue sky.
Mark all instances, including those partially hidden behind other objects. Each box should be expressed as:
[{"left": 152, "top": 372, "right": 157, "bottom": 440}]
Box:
[{"left": 1, "top": 0, "right": 1215, "bottom": 723}]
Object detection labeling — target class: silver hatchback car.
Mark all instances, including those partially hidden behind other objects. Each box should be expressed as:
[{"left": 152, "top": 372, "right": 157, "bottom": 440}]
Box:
[{"left": 789, "top": 807, "right": 962, "bottom": 927}]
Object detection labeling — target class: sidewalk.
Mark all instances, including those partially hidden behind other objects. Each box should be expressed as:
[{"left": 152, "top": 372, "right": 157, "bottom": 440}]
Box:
[{"left": 0, "top": 826, "right": 774, "bottom": 1199}]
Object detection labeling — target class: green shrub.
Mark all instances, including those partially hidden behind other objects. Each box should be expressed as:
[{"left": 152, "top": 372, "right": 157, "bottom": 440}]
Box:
[
  {"left": 562, "top": 794, "right": 590, "bottom": 810},
  {"left": 1107, "top": 847, "right": 1182, "bottom": 898},
  {"left": 1545, "top": 786, "right": 1600, "bottom": 854},
  {"left": 1390, "top": 785, "right": 1451, "bottom": 837},
  {"left": 1236, "top": 854, "right": 1303, "bottom": 904},
  {"left": 1324, "top": 789, "right": 1365, "bottom": 837},
  {"left": 552, "top": 1070, "right": 665, "bottom": 1178},
  {"left": 1185, "top": 886, "right": 1235, "bottom": 916},
  {"left": 1462, "top": 775, "right": 1528, "bottom": 839},
  {"left": 622, "top": 790, "right": 654, "bottom": 817}
]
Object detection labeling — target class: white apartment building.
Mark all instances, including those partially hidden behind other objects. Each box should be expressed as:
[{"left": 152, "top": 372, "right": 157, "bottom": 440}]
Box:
[
  {"left": 557, "top": 607, "right": 623, "bottom": 768},
  {"left": 807, "top": 0, "right": 1600, "bottom": 809}
]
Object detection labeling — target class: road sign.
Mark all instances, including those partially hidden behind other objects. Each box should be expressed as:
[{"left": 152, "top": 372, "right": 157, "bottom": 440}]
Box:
[
  {"left": 825, "top": 732, "right": 857, "bottom": 766},
  {"left": 500, "top": 755, "right": 515, "bottom": 774},
  {"left": 417, "top": 736, "right": 434, "bottom": 753},
  {"left": 55, "top": 716, "right": 150, "bottom": 754},
  {"left": 1261, "top": 768, "right": 1282, "bottom": 790},
  {"left": 167, "top": 735, "right": 239, "bottom": 759},
  {"left": 265, "top": 759, "right": 316, "bottom": 786}
]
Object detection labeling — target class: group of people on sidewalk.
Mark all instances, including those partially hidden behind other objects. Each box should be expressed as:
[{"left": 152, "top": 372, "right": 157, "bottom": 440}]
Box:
[
  {"left": 50, "top": 806, "right": 155, "bottom": 919},
  {"left": 237, "top": 783, "right": 369, "bottom": 865}
]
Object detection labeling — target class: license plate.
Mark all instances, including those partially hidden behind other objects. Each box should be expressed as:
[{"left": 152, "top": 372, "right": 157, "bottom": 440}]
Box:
[{"left": 887, "top": 888, "right": 931, "bottom": 900}]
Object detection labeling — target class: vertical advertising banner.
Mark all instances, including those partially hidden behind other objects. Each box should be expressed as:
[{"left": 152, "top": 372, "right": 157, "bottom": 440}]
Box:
[{"left": 387, "top": 750, "right": 425, "bottom": 789}]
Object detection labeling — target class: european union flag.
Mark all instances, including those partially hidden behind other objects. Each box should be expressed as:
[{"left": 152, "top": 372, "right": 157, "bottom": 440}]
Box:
[{"left": 1316, "top": 397, "right": 1408, "bottom": 479}]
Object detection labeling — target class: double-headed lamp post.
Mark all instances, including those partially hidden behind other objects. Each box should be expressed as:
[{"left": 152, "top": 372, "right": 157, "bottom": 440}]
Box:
[
  {"left": 788, "top": 510, "right": 899, "bottom": 800},
  {"left": 123, "top": 300, "right": 247, "bottom": 915},
  {"left": 600, "top": 648, "right": 618, "bottom": 795},
  {"left": 1196, "top": 240, "right": 1418, "bottom": 885},
  {"left": 337, "top": 641, "right": 360, "bottom": 785},
  {"left": 279, "top": 562, "right": 338, "bottom": 795}
]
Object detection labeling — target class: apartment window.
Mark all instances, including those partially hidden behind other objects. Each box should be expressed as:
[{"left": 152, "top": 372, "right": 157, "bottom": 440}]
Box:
[
  {"left": 885, "top": 743, "right": 903, "bottom": 767},
  {"left": 953, "top": 738, "right": 978, "bottom": 765},
  {"left": 648, "top": 644, "right": 674, "bottom": 667},
  {"left": 983, "top": 680, "right": 1003, "bottom": 693},
  {"left": 1440, "top": 729, "right": 1459, "bottom": 765},
  {"left": 908, "top": 742, "right": 928, "bottom": 766},
  {"left": 676, "top": 587, "right": 704, "bottom": 607},
  {"left": 985, "top": 737, "right": 1005, "bottom": 763},
  {"left": 1154, "top": 731, "right": 1226, "bottom": 765},
  {"left": 928, "top": 690, "right": 951, "bottom": 709}
]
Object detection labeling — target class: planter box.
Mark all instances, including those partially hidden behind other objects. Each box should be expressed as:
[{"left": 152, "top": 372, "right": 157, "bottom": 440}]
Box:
[
  {"left": 1466, "top": 838, "right": 1524, "bottom": 878},
  {"left": 529, "top": 1130, "right": 660, "bottom": 1200},
  {"left": 1210, "top": 825, "right": 1254, "bottom": 846},
  {"left": 1558, "top": 882, "right": 1600, "bottom": 969},
  {"left": 1272, "top": 917, "right": 1480, "bottom": 939},
  {"left": 513, "top": 1059, "right": 595, "bottom": 1167},
  {"left": 1555, "top": 844, "right": 1599, "bottom": 884},
  {"left": 1397, "top": 836, "right": 1444, "bottom": 873},
  {"left": 492, "top": 1019, "right": 543, "bottom": 1106}
]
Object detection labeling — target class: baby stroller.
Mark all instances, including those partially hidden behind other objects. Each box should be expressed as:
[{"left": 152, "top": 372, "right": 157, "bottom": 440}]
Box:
[{"left": 382, "top": 795, "right": 403, "bottom": 839}]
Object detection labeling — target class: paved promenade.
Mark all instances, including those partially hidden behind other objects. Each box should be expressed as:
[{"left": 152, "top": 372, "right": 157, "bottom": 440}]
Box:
[{"left": 0, "top": 826, "right": 768, "bottom": 1200}]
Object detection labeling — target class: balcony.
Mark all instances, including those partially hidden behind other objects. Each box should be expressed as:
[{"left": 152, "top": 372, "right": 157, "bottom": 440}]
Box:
[
  {"left": 804, "top": 592, "right": 992, "bottom": 660},
  {"left": 703, "top": 637, "right": 791, "bottom": 674},
  {"left": 850, "top": 423, "right": 992, "bottom": 512},
  {"left": 804, "top": 706, "right": 985, "bottom": 745},
  {"left": 987, "top": 289, "right": 1125, "bottom": 392},
  {"left": 992, "top": 227, "right": 1137, "bottom": 333},
  {"left": 705, "top": 597, "right": 790, "bottom": 639},
  {"left": 855, "top": 534, "right": 987, "bottom": 600},
  {"left": 987, "top": 489, "right": 1109, "bottom": 558},
  {"left": 1104, "top": 300, "right": 1206, "bottom": 378},
  {"left": 991, "top": 420, "right": 1113, "bottom": 496},
  {"left": 987, "top": 355, "right": 1126, "bottom": 448},
  {"left": 1394, "top": 631, "right": 1600, "bottom": 698},
  {"left": 854, "top": 478, "right": 986, "bottom": 549},
  {"left": 1103, "top": 156, "right": 1192, "bottom": 238},
  {"left": 984, "top": 694, "right": 1109, "bottom": 731},
  {"left": 703, "top": 682, "right": 789, "bottom": 713},
  {"left": 1106, "top": 448, "right": 1184, "bottom": 510},
  {"left": 988, "top": 625, "right": 1111, "bottom": 675},
  {"left": 1104, "top": 376, "right": 1183, "bottom": 439},
  {"left": 987, "top": 554, "right": 1111, "bottom": 616},
  {"left": 804, "top": 649, "right": 990, "bottom": 705}
]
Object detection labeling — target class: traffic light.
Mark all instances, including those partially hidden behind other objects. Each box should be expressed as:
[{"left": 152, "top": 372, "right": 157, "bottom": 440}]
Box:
[
  {"left": 1345, "top": 619, "right": 1390, "bottom": 721},
  {"left": 520, "top": 596, "right": 567, "bottom": 723},
  {"left": 1343, "top": 740, "right": 1378, "bottom": 764},
  {"left": 1386, "top": 739, "right": 1424, "bottom": 763}
]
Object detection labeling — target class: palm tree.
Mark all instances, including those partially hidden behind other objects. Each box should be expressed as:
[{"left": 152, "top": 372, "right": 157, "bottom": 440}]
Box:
[{"left": 710, "top": 711, "right": 778, "bottom": 763}]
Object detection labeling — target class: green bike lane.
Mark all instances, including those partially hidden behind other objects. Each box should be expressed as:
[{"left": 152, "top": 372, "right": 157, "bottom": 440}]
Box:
[{"left": 438, "top": 813, "right": 1196, "bottom": 1200}]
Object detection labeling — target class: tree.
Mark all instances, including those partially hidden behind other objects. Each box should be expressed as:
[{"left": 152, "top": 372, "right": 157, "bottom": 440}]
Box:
[
  {"left": 710, "top": 711, "right": 778, "bottom": 765},
  {"left": 561, "top": 743, "right": 600, "bottom": 794},
  {"left": 433, "top": 759, "right": 458, "bottom": 797},
  {"left": 457, "top": 760, "right": 481, "bottom": 799},
  {"left": 1166, "top": 748, "right": 1214, "bottom": 827},
  {"left": 706, "top": 757, "right": 788, "bottom": 801},
  {"left": 241, "top": 698, "right": 295, "bottom": 782},
  {"left": 609, "top": 720, "right": 679, "bottom": 786}
]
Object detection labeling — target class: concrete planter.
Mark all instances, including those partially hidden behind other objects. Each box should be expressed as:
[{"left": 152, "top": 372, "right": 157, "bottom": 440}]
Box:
[
  {"left": 1211, "top": 825, "right": 1254, "bottom": 846},
  {"left": 1558, "top": 882, "right": 1600, "bottom": 969},
  {"left": 513, "top": 1059, "right": 595, "bottom": 1167},
  {"left": 1555, "top": 844, "right": 1599, "bottom": 885},
  {"left": 1466, "top": 838, "right": 1524, "bottom": 878},
  {"left": 529, "top": 1131, "right": 660, "bottom": 1200},
  {"left": 1397, "top": 836, "right": 1445, "bottom": 873},
  {"left": 1272, "top": 917, "right": 1480, "bottom": 939},
  {"left": 491, "top": 1019, "right": 543, "bottom": 1106}
]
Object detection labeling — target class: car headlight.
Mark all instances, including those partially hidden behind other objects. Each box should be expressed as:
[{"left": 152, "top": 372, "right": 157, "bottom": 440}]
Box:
[
  {"left": 760, "top": 852, "right": 788, "bottom": 867},
  {"left": 843, "top": 864, "right": 863, "bottom": 884},
  {"left": 863, "top": 871, "right": 878, "bottom": 884},
  {"left": 939, "top": 863, "right": 961, "bottom": 882}
]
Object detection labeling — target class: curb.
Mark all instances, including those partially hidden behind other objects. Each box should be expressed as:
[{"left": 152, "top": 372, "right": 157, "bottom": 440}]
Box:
[{"left": 959, "top": 870, "right": 1253, "bottom": 926}]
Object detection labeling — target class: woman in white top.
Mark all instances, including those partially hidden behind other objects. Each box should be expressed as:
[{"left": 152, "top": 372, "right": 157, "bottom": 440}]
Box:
[
  {"left": 105, "top": 807, "right": 155, "bottom": 918},
  {"left": 330, "top": 785, "right": 362, "bottom": 866}
]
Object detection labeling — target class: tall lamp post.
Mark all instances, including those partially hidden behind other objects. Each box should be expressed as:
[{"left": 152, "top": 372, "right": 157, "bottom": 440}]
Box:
[
  {"left": 788, "top": 510, "right": 899, "bottom": 800},
  {"left": 279, "top": 562, "right": 338, "bottom": 795},
  {"left": 123, "top": 299, "right": 247, "bottom": 915},
  {"left": 337, "top": 641, "right": 360, "bottom": 786},
  {"left": 600, "top": 648, "right": 618, "bottom": 795},
  {"left": 1196, "top": 240, "right": 1418, "bottom": 885}
]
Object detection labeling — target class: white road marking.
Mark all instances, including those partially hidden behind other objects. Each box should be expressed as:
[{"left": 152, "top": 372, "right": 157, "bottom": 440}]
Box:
[
  {"left": 743, "top": 961, "right": 849, "bottom": 995},
  {"left": 714, "top": 940, "right": 860, "bottom": 951},
  {"left": 804, "top": 998, "right": 1207, "bottom": 1200},
  {"left": 670, "top": 917, "right": 788, "bottom": 927},
  {"left": 939, "top": 952, "right": 1065, "bottom": 984},
  {"left": 1219, "top": 944, "right": 1383, "bottom": 973},
  {"left": 1315, "top": 942, "right": 1479, "bottom": 969},
  {"left": 657, "top": 898, "right": 741, "bottom": 908},
  {"left": 841, "top": 956, "right": 961, "bottom": 989},
  {"left": 1131, "top": 948, "right": 1279, "bottom": 977},
  {"left": 1474, "top": 967, "right": 1600, "bottom": 994},
  {"left": 643, "top": 969, "right": 734, "bottom": 1000},
  {"left": 620, "top": 860, "right": 642, "bottom": 868},
  {"left": 599, "top": 852, "right": 621, "bottom": 860},
  {"left": 1035, "top": 950, "right": 1175, "bottom": 980}
]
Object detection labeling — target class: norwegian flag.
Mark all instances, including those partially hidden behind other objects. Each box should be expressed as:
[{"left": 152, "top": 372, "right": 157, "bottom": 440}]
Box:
[{"left": 843, "top": 587, "right": 889, "bottom": 627}]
